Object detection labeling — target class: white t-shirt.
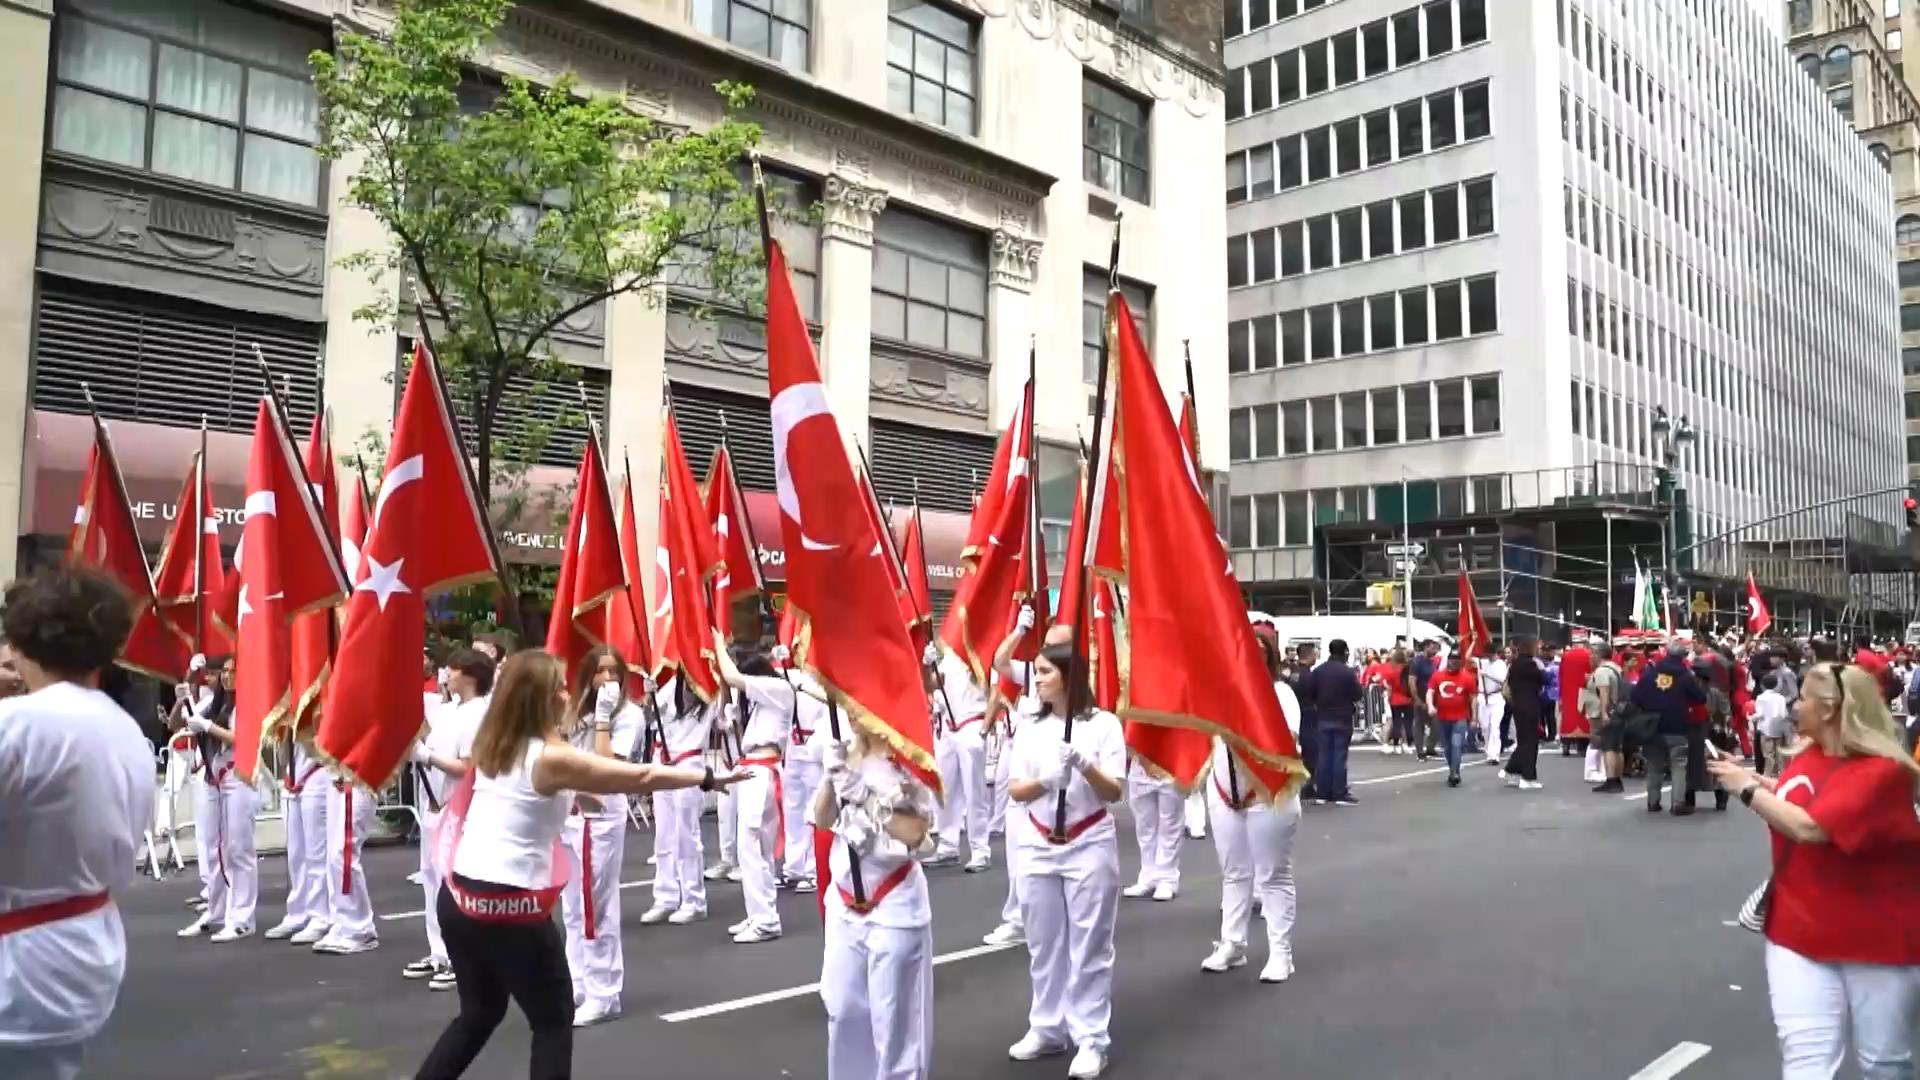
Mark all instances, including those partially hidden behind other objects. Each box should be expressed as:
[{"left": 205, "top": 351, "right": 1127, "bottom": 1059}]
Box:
[
  {"left": 568, "top": 700, "right": 645, "bottom": 818},
  {"left": 1755, "top": 690, "right": 1793, "bottom": 739},
  {"left": 825, "top": 755, "right": 935, "bottom": 930},
  {"left": 421, "top": 694, "right": 488, "bottom": 810},
  {"left": 937, "top": 651, "right": 988, "bottom": 729},
  {"left": 652, "top": 684, "right": 715, "bottom": 765},
  {"left": 734, "top": 675, "right": 796, "bottom": 754},
  {"left": 0, "top": 682, "right": 155, "bottom": 1046},
  {"left": 191, "top": 693, "right": 235, "bottom": 782},
  {"left": 455, "top": 741, "right": 573, "bottom": 889},
  {"left": 787, "top": 671, "right": 830, "bottom": 762},
  {"left": 1479, "top": 658, "right": 1508, "bottom": 699},
  {"left": 1007, "top": 709, "right": 1126, "bottom": 865}
]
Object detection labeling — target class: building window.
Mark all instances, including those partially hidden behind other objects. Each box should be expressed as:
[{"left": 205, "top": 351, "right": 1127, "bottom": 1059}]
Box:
[
  {"left": 1429, "top": 90, "right": 1457, "bottom": 149},
  {"left": 1369, "top": 292, "right": 1396, "bottom": 350},
  {"left": 1339, "top": 391, "right": 1367, "bottom": 449},
  {"left": 1402, "top": 288, "right": 1429, "bottom": 345},
  {"left": 1902, "top": 303, "right": 1920, "bottom": 333},
  {"left": 1252, "top": 316, "right": 1277, "bottom": 370},
  {"left": 1363, "top": 20, "right": 1390, "bottom": 77},
  {"left": 1893, "top": 30, "right": 1906, "bottom": 52},
  {"left": 1905, "top": 347, "right": 1920, "bottom": 376},
  {"left": 1796, "top": 53, "right": 1820, "bottom": 82},
  {"left": 1404, "top": 383, "right": 1432, "bottom": 440},
  {"left": 1084, "top": 75, "right": 1150, "bottom": 203},
  {"left": 1431, "top": 186, "right": 1461, "bottom": 244},
  {"left": 887, "top": 2, "right": 976, "bottom": 135},
  {"left": 1308, "top": 396, "right": 1336, "bottom": 453},
  {"left": 1823, "top": 45, "right": 1852, "bottom": 89},
  {"left": 1899, "top": 215, "right": 1920, "bottom": 246},
  {"left": 1469, "top": 375, "right": 1499, "bottom": 433},
  {"left": 1281, "top": 400, "right": 1307, "bottom": 455},
  {"left": 1436, "top": 379, "right": 1467, "bottom": 437},
  {"left": 1467, "top": 275, "right": 1497, "bottom": 333},
  {"left": 1082, "top": 270, "right": 1151, "bottom": 380},
  {"left": 696, "top": 0, "right": 810, "bottom": 72},
  {"left": 50, "top": 4, "right": 328, "bottom": 206},
  {"left": 1424, "top": 0, "right": 1454, "bottom": 55},
  {"left": 1459, "top": 0, "right": 1487, "bottom": 45},
  {"left": 1901, "top": 260, "right": 1920, "bottom": 291},
  {"left": 1309, "top": 305, "right": 1335, "bottom": 361},
  {"left": 1788, "top": 0, "right": 1812, "bottom": 32},
  {"left": 1464, "top": 178, "right": 1495, "bottom": 235},
  {"left": 1282, "top": 491, "right": 1308, "bottom": 546},
  {"left": 1371, "top": 387, "right": 1399, "bottom": 444},
  {"left": 872, "top": 207, "right": 987, "bottom": 360},
  {"left": 1461, "top": 81, "right": 1491, "bottom": 139}
]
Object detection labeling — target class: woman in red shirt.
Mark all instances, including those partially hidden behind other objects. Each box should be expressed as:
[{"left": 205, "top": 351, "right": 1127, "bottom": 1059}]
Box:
[
  {"left": 1424, "top": 653, "right": 1477, "bottom": 787},
  {"left": 1708, "top": 663, "right": 1920, "bottom": 1078}
]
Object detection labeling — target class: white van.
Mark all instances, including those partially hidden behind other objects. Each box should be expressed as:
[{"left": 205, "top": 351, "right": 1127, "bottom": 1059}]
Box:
[{"left": 1246, "top": 613, "right": 1455, "bottom": 659}]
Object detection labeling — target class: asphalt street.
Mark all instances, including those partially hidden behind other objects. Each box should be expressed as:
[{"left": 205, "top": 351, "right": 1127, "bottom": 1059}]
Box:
[{"left": 96, "top": 747, "right": 1782, "bottom": 1080}]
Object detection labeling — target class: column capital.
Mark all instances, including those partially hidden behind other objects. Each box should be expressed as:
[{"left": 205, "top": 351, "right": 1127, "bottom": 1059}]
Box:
[
  {"left": 990, "top": 229, "right": 1043, "bottom": 293},
  {"left": 822, "top": 173, "right": 889, "bottom": 247}
]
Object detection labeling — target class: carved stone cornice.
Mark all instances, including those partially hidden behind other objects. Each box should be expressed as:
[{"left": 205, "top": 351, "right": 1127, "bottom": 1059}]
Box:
[
  {"left": 822, "top": 174, "right": 889, "bottom": 247},
  {"left": 989, "top": 229, "right": 1043, "bottom": 292}
]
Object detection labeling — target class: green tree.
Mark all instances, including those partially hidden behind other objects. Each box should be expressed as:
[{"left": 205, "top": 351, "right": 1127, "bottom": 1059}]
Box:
[{"left": 310, "top": 0, "right": 765, "bottom": 541}]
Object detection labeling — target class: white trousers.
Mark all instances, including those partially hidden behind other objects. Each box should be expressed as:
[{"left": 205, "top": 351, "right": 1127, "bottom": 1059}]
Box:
[
  {"left": 988, "top": 728, "right": 1011, "bottom": 836},
  {"left": 200, "top": 776, "right": 259, "bottom": 930},
  {"left": 1127, "top": 777, "right": 1185, "bottom": 889},
  {"left": 782, "top": 755, "right": 822, "bottom": 883},
  {"left": 715, "top": 784, "right": 738, "bottom": 867},
  {"left": 421, "top": 807, "right": 447, "bottom": 961},
  {"left": 1018, "top": 841, "right": 1120, "bottom": 1052},
  {"left": 563, "top": 812, "right": 629, "bottom": 1008},
  {"left": 934, "top": 727, "right": 987, "bottom": 859},
  {"left": 1000, "top": 825, "right": 1024, "bottom": 929},
  {"left": 651, "top": 786, "right": 707, "bottom": 914},
  {"left": 191, "top": 778, "right": 217, "bottom": 894},
  {"left": 822, "top": 911, "right": 934, "bottom": 1080},
  {"left": 1766, "top": 941, "right": 1920, "bottom": 1079},
  {"left": 735, "top": 764, "right": 783, "bottom": 933},
  {"left": 1183, "top": 789, "right": 1208, "bottom": 838},
  {"left": 282, "top": 779, "right": 330, "bottom": 930},
  {"left": 1206, "top": 788, "right": 1300, "bottom": 960},
  {"left": 1479, "top": 697, "right": 1507, "bottom": 759},
  {"left": 325, "top": 783, "right": 377, "bottom": 941}
]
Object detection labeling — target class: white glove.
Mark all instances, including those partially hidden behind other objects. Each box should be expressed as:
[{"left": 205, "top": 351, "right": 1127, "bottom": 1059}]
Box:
[
  {"left": 1061, "top": 741, "right": 1090, "bottom": 773},
  {"left": 188, "top": 654, "right": 207, "bottom": 674},
  {"left": 831, "top": 764, "right": 872, "bottom": 805},
  {"left": 821, "top": 737, "right": 849, "bottom": 775},
  {"left": 922, "top": 644, "right": 941, "bottom": 668},
  {"left": 410, "top": 742, "right": 432, "bottom": 765},
  {"left": 436, "top": 666, "right": 451, "bottom": 689},
  {"left": 1015, "top": 605, "right": 1037, "bottom": 634},
  {"left": 771, "top": 644, "right": 791, "bottom": 665},
  {"left": 836, "top": 802, "right": 879, "bottom": 856},
  {"left": 174, "top": 683, "right": 191, "bottom": 703},
  {"left": 594, "top": 682, "right": 620, "bottom": 719},
  {"left": 186, "top": 715, "right": 211, "bottom": 734}
]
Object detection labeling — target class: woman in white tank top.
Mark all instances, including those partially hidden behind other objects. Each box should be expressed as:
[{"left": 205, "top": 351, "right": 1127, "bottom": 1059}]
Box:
[{"left": 415, "top": 650, "right": 744, "bottom": 1080}]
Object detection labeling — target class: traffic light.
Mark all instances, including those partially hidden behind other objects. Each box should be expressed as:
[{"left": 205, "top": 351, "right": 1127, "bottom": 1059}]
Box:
[{"left": 1906, "top": 495, "right": 1919, "bottom": 530}]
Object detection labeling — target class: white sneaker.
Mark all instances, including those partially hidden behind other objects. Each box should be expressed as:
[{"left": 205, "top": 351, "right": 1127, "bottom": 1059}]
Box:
[
  {"left": 646, "top": 854, "right": 658, "bottom": 865},
  {"left": 1379, "top": 743, "right": 1396, "bottom": 754},
  {"left": 638, "top": 905, "right": 673, "bottom": 925},
  {"left": 792, "top": 878, "right": 817, "bottom": 894},
  {"left": 1259, "top": 954, "right": 1294, "bottom": 983},
  {"left": 1007, "top": 1032, "right": 1069, "bottom": 1061},
  {"left": 920, "top": 849, "right": 960, "bottom": 867},
  {"left": 402, "top": 956, "right": 439, "bottom": 979},
  {"left": 263, "top": 919, "right": 305, "bottom": 941},
  {"left": 428, "top": 966, "right": 457, "bottom": 993},
  {"left": 727, "top": 918, "right": 751, "bottom": 936},
  {"left": 667, "top": 907, "right": 706, "bottom": 925},
  {"left": 289, "top": 924, "right": 330, "bottom": 945},
  {"left": 406, "top": 870, "right": 426, "bottom": 886},
  {"left": 702, "top": 863, "right": 736, "bottom": 881},
  {"left": 1121, "top": 882, "right": 1154, "bottom": 899},
  {"left": 731, "top": 925, "right": 781, "bottom": 944},
  {"left": 1519, "top": 780, "right": 1544, "bottom": 791},
  {"left": 963, "top": 855, "right": 992, "bottom": 874},
  {"left": 1502, "top": 772, "right": 1520, "bottom": 788},
  {"left": 209, "top": 924, "right": 253, "bottom": 944},
  {"left": 983, "top": 922, "right": 1025, "bottom": 946},
  {"left": 1200, "top": 940, "right": 1247, "bottom": 972},
  {"left": 185, "top": 894, "right": 208, "bottom": 911},
  {"left": 572, "top": 999, "right": 621, "bottom": 1027},
  {"left": 1151, "top": 883, "right": 1178, "bottom": 902},
  {"left": 1068, "top": 1044, "right": 1110, "bottom": 1079},
  {"left": 313, "top": 935, "right": 379, "bottom": 955},
  {"left": 725, "top": 867, "right": 742, "bottom": 883},
  {"left": 177, "top": 916, "right": 212, "bottom": 939}
]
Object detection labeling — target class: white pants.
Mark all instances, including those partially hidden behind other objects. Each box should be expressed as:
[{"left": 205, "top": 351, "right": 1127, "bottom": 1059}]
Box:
[
  {"left": 934, "top": 727, "right": 988, "bottom": 859},
  {"left": 651, "top": 786, "right": 706, "bottom": 914},
  {"left": 1207, "top": 788, "right": 1300, "bottom": 960},
  {"left": 325, "top": 783, "right": 377, "bottom": 942},
  {"left": 821, "top": 912, "right": 934, "bottom": 1080},
  {"left": 735, "top": 762, "right": 783, "bottom": 934},
  {"left": 563, "top": 812, "right": 629, "bottom": 1008},
  {"left": 1479, "top": 697, "right": 1506, "bottom": 759},
  {"left": 191, "top": 778, "right": 217, "bottom": 895},
  {"left": 998, "top": 749, "right": 1022, "bottom": 929},
  {"left": 282, "top": 778, "right": 330, "bottom": 930},
  {"left": 1766, "top": 941, "right": 1920, "bottom": 1079},
  {"left": 421, "top": 807, "right": 446, "bottom": 961},
  {"left": 1184, "top": 789, "right": 1208, "bottom": 837},
  {"left": 1018, "top": 841, "right": 1120, "bottom": 1052},
  {"left": 200, "top": 776, "right": 259, "bottom": 930},
  {"left": 1127, "top": 777, "right": 1185, "bottom": 889},
  {"left": 782, "top": 754, "right": 822, "bottom": 883},
  {"left": 988, "top": 728, "right": 1011, "bottom": 836},
  {"left": 715, "top": 784, "right": 738, "bottom": 867}
]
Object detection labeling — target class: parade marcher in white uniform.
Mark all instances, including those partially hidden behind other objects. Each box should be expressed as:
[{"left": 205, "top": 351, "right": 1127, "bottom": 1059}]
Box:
[
  {"left": 174, "top": 656, "right": 259, "bottom": 943},
  {"left": 264, "top": 727, "right": 330, "bottom": 943},
  {"left": 1201, "top": 634, "right": 1303, "bottom": 983},
  {"left": 706, "top": 677, "right": 743, "bottom": 885},
  {"left": 1477, "top": 650, "right": 1509, "bottom": 765},
  {"left": 929, "top": 643, "right": 992, "bottom": 872},
  {"left": 167, "top": 656, "right": 215, "bottom": 912},
  {"left": 814, "top": 720, "right": 937, "bottom": 1080},
  {"left": 400, "top": 648, "right": 493, "bottom": 991},
  {"left": 1006, "top": 642, "right": 1126, "bottom": 1080},
  {"left": 641, "top": 675, "right": 717, "bottom": 925},
  {"left": 780, "top": 658, "right": 828, "bottom": 893},
  {"left": 414, "top": 651, "right": 743, "bottom": 1080},
  {"left": 559, "top": 645, "right": 648, "bottom": 1024},
  {"left": 1123, "top": 757, "right": 1185, "bottom": 902},
  {"left": 715, "top": 637, "right": 797, "bottom": 944},
  {"left": 0, "top": 568, "right": 155, "bottom": 1080},
  {"left": 311, "top": 726, "right": 379, "bottom": 955},
  {"left": 1183, "top": 789, "right": 1208, "bottom": 840},
  {"left": 983, "top": 608, "right": 1071, "bottom": 948}
]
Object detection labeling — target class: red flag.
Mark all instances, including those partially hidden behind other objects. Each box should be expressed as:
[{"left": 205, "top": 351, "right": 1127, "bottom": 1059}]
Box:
[
  {"left": 151, "top": 450, "right": 232, "bottom": 657},
  {"left": 1090, "top": 577, "right": 1122, "bottom": 711},
  {"left": 1106, "top": 294, "right": 1304, "bottom": 800},
  {"left": 899, "top": 500, "right": 934, "bottom": 654},
  {"left": 654, "top": 410, "right": 722, "bottom": 698},
  {"left": 851, "top": 458, "right": 918, "bottom": 643},
  {"left": 960, "top": 385, "right": 1030, "bottom": 569},
  {"left": 705, "top": 445, "right": 763, "bottom": 640},
  {"left": 319, "top": 344, "right": 498, "bottom": 789},
  {"left": 765, "top": 235, "right": 938, "bottom": 793},
  {"left": 1177, "top": 392, "right": 1200, "bottom": 470},
  {"left": 604, "top": 466, "right": 654, "bottom": 679},
  {"left": 545, "top": 438, "right": 626, "bottom": 682},
  {"left": 939, "top": 380, "right": 1035, "bottom": 685},
  {"left": 229, "top": 399, "right": 350, "bottom": 781},
  {"left": 68, "top": 418, "right": 184, "bottom": 680},
  {"left": 1744, "top": 573, "right": 1772, "bottom": 637},
  {"left": 1457, "top": 571, "right": 1489, "bottom": 661},
  {"left": 288, "top": 415, "right": 341, "bottom": 735},
  {"left": 340, "top": 466, "right": 371, "bottom": 581},
  {"left": 775, "top": 598, "right": 810, "bottom": 669}
]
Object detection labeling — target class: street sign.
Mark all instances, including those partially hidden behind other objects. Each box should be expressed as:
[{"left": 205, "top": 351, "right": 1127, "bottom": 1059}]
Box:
[
  {"left": 1386, "top": 542, "right": 1426, "bottom": 557},
  {"left": 1392, "top": 558, "right": 1416, "bottom": 574}
]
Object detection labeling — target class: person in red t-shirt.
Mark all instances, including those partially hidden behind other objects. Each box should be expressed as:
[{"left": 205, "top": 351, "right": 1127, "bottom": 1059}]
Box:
[
  {"left": 1385, "top": 648, "right": 1417, "bottom": 755},
  {"left": 1708, "top": 663, "right": 1920, "bottom": 1078},
  {"left": 1360, "top": 654, "right": 1400, "bottom": 753},
  {"left": 1424, "top": 652, "right": 1478, "bottom": 787}
]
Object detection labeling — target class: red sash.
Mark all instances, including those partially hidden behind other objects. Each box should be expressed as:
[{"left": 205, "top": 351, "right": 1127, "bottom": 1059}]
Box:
[
  {"left": 947, "top": 714, "right": 983, "bottom": 735},
  {"left": 741, "top": 752, "right": 786, "bottom": 864},
  {"left": 0, "top": 893, "right": 110, "bottom": 937},
  {"left": 285, "top": 762, "right": 324, "bottom": 795},
  {"left": 1028, "top": 808, "right": 1110, "bottom": 844},
  {"left": 334, "top": 781, "right": 357, "bottom": 894},
  {"left": 578, "top": 816, "right": 597, "bottom": 940},
  {"left": 657, "top": 746, "right": 702, "bottom": 766},
  {"left": 836, "top": 860, "right": 916, "bottom": 916},
  {"left": 434, "top": 771, "right": 571, "bottom": 924},
  {"left": 1212, "top": 776, "right": 1256, "bottom": 812}
]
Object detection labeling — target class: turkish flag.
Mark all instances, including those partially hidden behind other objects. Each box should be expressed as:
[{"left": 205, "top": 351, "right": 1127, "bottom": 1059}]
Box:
[
  {"left": 765, "top": 236, "right": 938, "bottom": 793},
  {"left": 229, "top": 399, "right": 350, "bottom": 781},
  {"left": 68, "top": 417, "right": 185, "bottom": 680},
  {"left": 655, "top": 409, "right": 722, "bottom": 699},
  {"left": 340, "top": 466, "right": 372, "bottom": 581},
  {"left": 1457, "top": 571, "right": 1489, "bottom": 661},
  {"left": 603, "top": 465, "right": 654, "bottom": 681},
  {"left": 1745, "top": 573, "right": 1772, "bottom": 637},
  {"left": 288, "top": 415, "right": 341, "bottom": 735},
  {"left": 852, "top": 457, "right": 917, "bottom": 644},
  {"left": 940, "top": 380, "right": 1035, "bottom": 685},
  {"left": 319, "top": 344, "right": 498, "bottom": 790},
  {"left": 1106, "top": 294, "right": 1304, "bottom": 800},
  {"left": 545, "top": 437, "right": 626, "bottom": 682},
  {"left": 151, "top": 450, "right": 232, "bottom": 657},
  {"left": 960, "top": 386, "right": 1026, "bottom": 570},
  {"left": 1090, "top": 577, "right": 1123, "bottom": 711},
  {"left": 899, "top": 501, "right": 934, "bottom": 654},
  {"left": 775, "top": 597, "right": 810, "bottom": 669},
  {"left": 1055, "top": 455, "right": 1123, "bottom": 647},
  {"left": 704, "top": 445, "right": 763, "bottom": 639}
]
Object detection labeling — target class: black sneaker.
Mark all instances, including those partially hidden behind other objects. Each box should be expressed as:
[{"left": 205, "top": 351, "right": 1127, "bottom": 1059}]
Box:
[
  {"left": 1647, "top": 802, "right": 1663, "bottom": 813},
  {"left": 1714, "top": 792, "right": 1730, "bottom": 812},
  {"left": 1592, "top": 779, "right": 1624, "bottom": 794},
  {"left": 1446, "top": 772, "right": 1461, "bottom": 787},
  {"left": 1671, "top": 804, "right": 1696, "bottom": 817}
]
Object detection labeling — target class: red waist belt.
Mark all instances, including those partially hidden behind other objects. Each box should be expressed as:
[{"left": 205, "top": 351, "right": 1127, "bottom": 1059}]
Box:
[
  {"left": 947, "top": 714, "right": 983, "bottom": 734},
  {"left": 1028, "top": 808, "right": 1110, "bottom": 844},
  {"left": 658, "top": 747, "right": 703, "bottom": 765},
  {"left": 0, "top": 893, "right": 110, "bottom": 937},
  {"left": 741, "top": 753, "right": 787, "bottom": 863},
  {"left": 791, "top": 727, "right": 814, "bottom": 746},
  {"left": 448, "top": 876, "right": 562, "bottom": 925},
  {"left": 837, "top": 860, "right": 916, "bottom": 915},
  {"left": 1212, "top": 777, "right": 1256, "bottom": 811},
  {"left": 284, "top": 762, "right": 324, "bottom": 795}
]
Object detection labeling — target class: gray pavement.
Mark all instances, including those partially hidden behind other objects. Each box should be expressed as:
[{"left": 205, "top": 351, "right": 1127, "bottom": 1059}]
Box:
[{"left": 95, "top": 747, "right": 1779, "bottom": 1080}]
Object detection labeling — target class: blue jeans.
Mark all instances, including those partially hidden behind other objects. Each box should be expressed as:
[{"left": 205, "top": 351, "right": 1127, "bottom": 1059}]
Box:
[
  {"left": 1315, "top": 721, "right": 1352, "bottom": 799},
  {"left": 1436, "top": 719, "right": 1467, "bottom": 774}
]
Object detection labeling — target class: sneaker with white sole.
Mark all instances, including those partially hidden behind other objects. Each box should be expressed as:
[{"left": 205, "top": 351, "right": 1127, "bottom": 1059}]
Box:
[
  {"left": 1007, "top": 1032, "right": 1069, "bottom": 1061},
  {"left": 1068, "top": 1044, "right": 1109, "bottom": 1079},
  {"left": 963, "top": 856, "right": 991, "bottom": 874},
  {"left": 727, "top": 918, "right": 751, "bottom": 936},
  {"left": 262, "top": 919, "right": 306, "bottom": 941},
  {"left": 402, "top": 957, "right": 439, "bottom": 979},
  {"left": 920, "top": 849, "right": 960, "bottom": 867},
  {"left": 702, "top": 863, "right": 736, "bottom": 881},
  {"left": 177, "top": 916, "right": 213, "bottom": 939},
  {"left": 983, "top": 922, "right": 1025, "bottom": 946},
  {"left": 1121, "top": 882, "right": 1154, "bottom": 899},
  {"left": 725, "top": 867, "right": 742, "bottom": 883},
  {"left": 792, "top": 879, "right": 817, "bottom": 894},
  {"left": 638, "top": 905, "right": 673, "bottom": 925},
  {"left": 1151, "top": 883, "right": 1178, "bottom": 902},
  {"left": 572, "top": 999, "right": 621, "bottom": 1027},
  {"left": 1259, "top": 954, "right": 1294, "bottom": 983},
  {"left": 1518, "top": 779, "right": 1544, "bottom": 791},
  {"left": 428, "top": 966, "right": 457, "bottom": 992},
  {"left": 1200, "top": 940, "right": 1246, "bottom": 972},
  {"left": 289, "top": 924, "right": 330, "bottom": 945},
  {"left": 185, "top": 895, "right": 208, "bottom": 911},
  {"left": 667, "top": 907, "right": 706, "bottom": 925},
  {"left": 731, "top": 925, "right": 781, "bottom": 944},
  {"left": 313, "top": 935, "right": 379, "bottom": 955},
  {"left": 209, "top": 925, "right": 254, "bottom": 944}
]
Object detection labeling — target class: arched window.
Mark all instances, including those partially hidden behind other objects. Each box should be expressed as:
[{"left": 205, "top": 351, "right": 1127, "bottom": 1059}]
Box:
[
  {"left": 1798, "top": 53, "right": 1822, "bottom": 82},
  {"left": 1789, "top": 0, "right": 1813, "bottom": 33},
  {"left": 1898, "top": 215, "right": 1920, "bottom": 246},
  {"left": 1823, "top": 45, "right": 1853, "bottom": 89},
  {"left": 1830, "top": 84, "right": 1855, "bottom": 121},
  {"left": 1871, "top": 143, "right": 1893, "bottom": 170}
]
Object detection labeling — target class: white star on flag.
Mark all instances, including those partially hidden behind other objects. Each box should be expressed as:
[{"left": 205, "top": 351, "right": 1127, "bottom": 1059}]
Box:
[{"left": 356, "top": 555, "right": 411, "bottom": 611}]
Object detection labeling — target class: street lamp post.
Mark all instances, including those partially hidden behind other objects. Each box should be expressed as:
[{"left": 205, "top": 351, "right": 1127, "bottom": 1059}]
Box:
[{"left": 1651, "top": 404, "right": 1696, "bottom": 629}]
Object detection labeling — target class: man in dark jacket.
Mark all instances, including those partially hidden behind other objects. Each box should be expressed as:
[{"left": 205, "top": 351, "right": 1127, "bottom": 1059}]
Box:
[
  {"left": 1305, "top": 639, "right": 1364, "bottom": 806},
  {"left": 1291, "top": 643, "right": 1319, "bottom": 802},
  {"left": 1629, "top": 645, "right": 1708, "bottom": 815}
]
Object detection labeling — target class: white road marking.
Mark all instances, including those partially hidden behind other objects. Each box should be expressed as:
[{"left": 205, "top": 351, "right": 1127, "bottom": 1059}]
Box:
[
  {"left": 1350, "top": 759, "right": 1500, "bottom": 787},
  {"left": 661, "top": 942, "right": 1019, "bottom": 1022},
  {"left": 1629, "top": 1040, "right": 1711, "bottom": 1079},
  {"left": 380, "top": 877, "right": 655, "bottom": 921}
]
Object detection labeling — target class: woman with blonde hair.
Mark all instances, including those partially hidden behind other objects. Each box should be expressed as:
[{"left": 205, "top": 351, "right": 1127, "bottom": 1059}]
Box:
[
  {"left": 415, "top": 651, "right": 742, "bottom": 1080},
  {"left": 1708, "top": 663, "right": 1920, "bottom": 1079}
]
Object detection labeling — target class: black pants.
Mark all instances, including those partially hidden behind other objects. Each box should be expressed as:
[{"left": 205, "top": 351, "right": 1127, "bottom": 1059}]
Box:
[
  {"left": 1506, "top": 706, "right": 1540, "bottom": 780},
  {"left": 417, "top": 878, "right": 574, "bottom": 1080}
]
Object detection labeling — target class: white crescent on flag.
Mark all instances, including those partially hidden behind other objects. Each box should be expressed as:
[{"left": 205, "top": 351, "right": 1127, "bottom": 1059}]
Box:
[{"left": 771, "top": 381, "right": 838, "bottom": 552}]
